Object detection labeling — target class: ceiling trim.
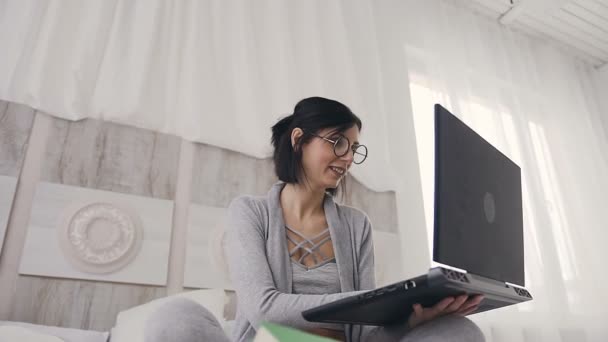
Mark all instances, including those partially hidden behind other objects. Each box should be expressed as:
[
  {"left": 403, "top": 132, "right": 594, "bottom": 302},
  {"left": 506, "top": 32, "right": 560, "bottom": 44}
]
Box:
[
  {"left": 467, "top": 0, "right": 608, "bottom": 66},
  {"left": 499, "top": 0, "right": 574, "bottom": 25},
  {"left": 499, "top": 0, "right": 531, "bottom": 25},
  {"left": 516, "top": 15, "right": 606, "bottom": 65}
]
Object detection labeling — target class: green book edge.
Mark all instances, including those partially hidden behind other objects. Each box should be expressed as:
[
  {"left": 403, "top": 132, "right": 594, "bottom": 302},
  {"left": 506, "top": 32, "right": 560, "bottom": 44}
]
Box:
[{"left": 258, "top": 322, "right": 339, "bottom": 342}]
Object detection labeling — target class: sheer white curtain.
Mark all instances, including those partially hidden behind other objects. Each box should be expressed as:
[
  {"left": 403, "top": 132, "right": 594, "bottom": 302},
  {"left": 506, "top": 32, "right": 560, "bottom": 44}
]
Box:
[
  {"left": 0, "top": 0, "right": 401, "bottom": 192},
  {"left": 0, "top": 0, "right": 430, "bottom": 320},
  {"left": 1, "top": 0, "right": 607, "bottom": 340},
  {"left": 402, "top": 1, "right": 608, "bottom": 341}
]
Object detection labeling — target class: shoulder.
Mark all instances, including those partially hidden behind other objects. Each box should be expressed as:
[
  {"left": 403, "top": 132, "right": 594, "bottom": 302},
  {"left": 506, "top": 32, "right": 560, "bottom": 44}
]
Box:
[
  {"left": 333, "top": 202, "right": 375, "bottom": 257},
  {"left": 227, "top": 194, "right": 271, "bottom": 236},
  {"left": 333, "top": 201, "right": 372, "bottom": 236},
  {"left": 225, "top": 196, "right": 270, "bottom": 257},
  {"left": 334, "top": 202, "right": 370, "bottom": 224},
  {"left": 228, "top": 194, "right": 269, "bottom": 219},
  {"left": 229, "top": 194, "right": 267, "bottom": 211}
]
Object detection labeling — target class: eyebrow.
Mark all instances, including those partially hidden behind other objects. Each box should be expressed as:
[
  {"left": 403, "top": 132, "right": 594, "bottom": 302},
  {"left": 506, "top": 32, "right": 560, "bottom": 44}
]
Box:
[{"left": 325, "top": 130, "right": 360, "bottom": 144}]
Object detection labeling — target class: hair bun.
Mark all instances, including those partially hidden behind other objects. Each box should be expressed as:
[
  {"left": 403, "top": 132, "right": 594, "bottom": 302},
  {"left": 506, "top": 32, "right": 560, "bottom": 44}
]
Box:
[{"left": 270, "top": 114, "right": 295, "bottom": 149}]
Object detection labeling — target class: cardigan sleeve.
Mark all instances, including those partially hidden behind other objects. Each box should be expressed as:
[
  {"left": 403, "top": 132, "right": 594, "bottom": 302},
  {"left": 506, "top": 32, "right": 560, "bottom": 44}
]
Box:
[
  {"left": 352, "top": 213, "right": 381, "bottom": 340},
  {"left": 225, "top": 196, "right": 369, "bottom": 331},
  {"left": 356, "top": 214, "right": 376, "bottom": 291}
]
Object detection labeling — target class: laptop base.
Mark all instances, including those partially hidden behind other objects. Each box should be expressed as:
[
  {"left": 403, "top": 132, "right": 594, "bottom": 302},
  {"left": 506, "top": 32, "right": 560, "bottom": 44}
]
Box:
[{"left": 302, "top": 267, "right": 532, "bottom": 326}]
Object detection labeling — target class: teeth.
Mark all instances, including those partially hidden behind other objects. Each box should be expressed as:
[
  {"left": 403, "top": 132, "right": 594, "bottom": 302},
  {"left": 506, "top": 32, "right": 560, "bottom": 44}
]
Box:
[{"left": 330, "top": 166, "right": 345, "bottom": 175}]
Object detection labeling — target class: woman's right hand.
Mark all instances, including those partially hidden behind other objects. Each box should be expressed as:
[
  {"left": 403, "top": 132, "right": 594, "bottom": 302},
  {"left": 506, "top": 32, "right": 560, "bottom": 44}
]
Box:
[{"left": 407, "top": 294, "right": 484, "bottom": 329}]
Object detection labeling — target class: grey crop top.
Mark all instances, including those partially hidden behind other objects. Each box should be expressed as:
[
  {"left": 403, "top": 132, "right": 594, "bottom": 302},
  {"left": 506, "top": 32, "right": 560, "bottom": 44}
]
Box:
[{"left": 286, "top": 225, "right": 344, "bottom": 332}]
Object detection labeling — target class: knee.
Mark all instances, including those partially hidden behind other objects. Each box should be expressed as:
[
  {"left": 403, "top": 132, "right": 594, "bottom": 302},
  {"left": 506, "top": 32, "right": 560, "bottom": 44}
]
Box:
[
  {"left": 402, "top": 315, "right": 485, "bottom": 342},
  {"left": 144, "top": 297, "right": 229, "bottom": 342}
]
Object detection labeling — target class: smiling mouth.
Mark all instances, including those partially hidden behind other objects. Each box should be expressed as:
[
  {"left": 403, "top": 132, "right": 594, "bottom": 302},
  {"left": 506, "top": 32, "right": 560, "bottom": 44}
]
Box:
[{"left": 329, "top": 166, "right": 346, "bottom": 177}]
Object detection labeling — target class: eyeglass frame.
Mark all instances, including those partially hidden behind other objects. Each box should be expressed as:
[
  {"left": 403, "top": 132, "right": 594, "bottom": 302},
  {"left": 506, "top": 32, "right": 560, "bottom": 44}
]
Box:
[{"left": 306, "top": 132, "right": 368, "bottom": 164}]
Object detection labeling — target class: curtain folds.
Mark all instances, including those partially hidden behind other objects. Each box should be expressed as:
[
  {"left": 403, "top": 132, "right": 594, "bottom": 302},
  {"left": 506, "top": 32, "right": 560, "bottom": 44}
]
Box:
[{"left": 1, "top": 0, "right": 607, "bottom": 340}]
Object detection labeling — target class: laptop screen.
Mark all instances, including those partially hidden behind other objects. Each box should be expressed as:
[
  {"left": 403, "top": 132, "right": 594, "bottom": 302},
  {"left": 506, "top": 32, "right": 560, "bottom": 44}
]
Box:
[{"left": 433, "top": 104, "right": 525, "bottom": 286}]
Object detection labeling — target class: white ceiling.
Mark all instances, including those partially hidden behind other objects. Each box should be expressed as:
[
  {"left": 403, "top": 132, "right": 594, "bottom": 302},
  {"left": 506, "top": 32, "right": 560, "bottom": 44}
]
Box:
[{"left": 463, "top": 0, "right": 608, "bottom": 70}]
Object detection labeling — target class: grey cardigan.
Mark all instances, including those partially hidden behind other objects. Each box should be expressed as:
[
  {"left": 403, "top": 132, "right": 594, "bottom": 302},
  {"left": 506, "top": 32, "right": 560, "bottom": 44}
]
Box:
[{"left": 226, "top": 181, "right": 384, "bottom": 342}]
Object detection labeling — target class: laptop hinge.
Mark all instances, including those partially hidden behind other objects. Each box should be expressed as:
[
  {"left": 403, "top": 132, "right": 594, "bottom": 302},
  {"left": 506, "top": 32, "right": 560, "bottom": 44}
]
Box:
[
  {"left": 431, "top": 261, "right": 468, "bottom": 274},
  {"left": 505, "top": 281, "right": 526, "bottom": 289}
]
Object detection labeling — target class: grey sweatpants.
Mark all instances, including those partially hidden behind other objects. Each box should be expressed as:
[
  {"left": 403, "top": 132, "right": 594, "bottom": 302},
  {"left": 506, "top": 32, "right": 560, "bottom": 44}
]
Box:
[{"left": 144, "top": 298, "right": 485, "bottom": 342}]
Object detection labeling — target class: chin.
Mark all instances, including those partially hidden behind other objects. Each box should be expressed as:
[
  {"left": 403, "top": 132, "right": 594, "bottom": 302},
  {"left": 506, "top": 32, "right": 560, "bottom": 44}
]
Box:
[
  {"left": 326, "top": 178, "right": 341, "bottom": 189},
  {"left": 321, "top": 173, "right": 342, "bottom": 189}
]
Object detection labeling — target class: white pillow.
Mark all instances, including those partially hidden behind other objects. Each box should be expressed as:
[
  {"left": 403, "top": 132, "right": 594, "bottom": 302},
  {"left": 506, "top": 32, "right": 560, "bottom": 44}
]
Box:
[
  {"left": 0, "top": 326, "right": 64, "bottom": 342},
  {"left": 110, "top": 288, "right": 226, "bottom": 342}
]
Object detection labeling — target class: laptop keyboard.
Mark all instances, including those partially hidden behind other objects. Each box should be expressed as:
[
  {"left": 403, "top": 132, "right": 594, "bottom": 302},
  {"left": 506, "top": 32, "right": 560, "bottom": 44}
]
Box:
[{"left": 359, "top": 281, "right": 416, "bottom": 300}]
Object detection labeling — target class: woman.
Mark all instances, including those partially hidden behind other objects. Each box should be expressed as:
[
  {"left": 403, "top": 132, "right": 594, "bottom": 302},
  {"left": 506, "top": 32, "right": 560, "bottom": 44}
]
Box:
[{"left": 225, "top": 97, "right": 485, "bottom": 342}]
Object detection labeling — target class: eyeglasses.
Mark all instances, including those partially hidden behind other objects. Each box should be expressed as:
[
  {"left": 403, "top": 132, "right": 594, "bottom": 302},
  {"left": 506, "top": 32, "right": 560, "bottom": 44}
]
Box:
[{"left": 308, "top": 132, "right": 368, "bottom": 164}]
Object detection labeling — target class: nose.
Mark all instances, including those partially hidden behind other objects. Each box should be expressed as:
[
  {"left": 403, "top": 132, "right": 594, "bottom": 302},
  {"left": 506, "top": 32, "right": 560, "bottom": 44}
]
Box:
[{"left": 340, "top": 147, "right": 355, "bottom": 166}]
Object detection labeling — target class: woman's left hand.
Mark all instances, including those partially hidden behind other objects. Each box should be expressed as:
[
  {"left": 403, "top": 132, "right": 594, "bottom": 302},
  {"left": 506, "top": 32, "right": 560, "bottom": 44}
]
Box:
[{"left": 407, "top": 294, "right": 484, "bottom": 330}]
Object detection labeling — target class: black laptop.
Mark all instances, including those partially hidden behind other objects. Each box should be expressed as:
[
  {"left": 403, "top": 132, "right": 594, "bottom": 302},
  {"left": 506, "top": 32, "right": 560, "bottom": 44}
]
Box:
[{"left": 302, "top": 104, "right": 533, "bottom": 326}]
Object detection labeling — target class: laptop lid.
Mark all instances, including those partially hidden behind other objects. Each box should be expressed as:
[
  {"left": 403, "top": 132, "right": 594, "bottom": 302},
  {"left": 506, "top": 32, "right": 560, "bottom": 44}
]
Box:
[{"left": 433, "top": 104, "right": 525, "bottom": 286}]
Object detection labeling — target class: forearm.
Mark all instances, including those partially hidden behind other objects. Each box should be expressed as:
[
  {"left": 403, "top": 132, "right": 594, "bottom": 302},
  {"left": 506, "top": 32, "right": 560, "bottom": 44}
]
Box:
[{"left": 236, "top": 282, "right": 368, "bottom": 329}]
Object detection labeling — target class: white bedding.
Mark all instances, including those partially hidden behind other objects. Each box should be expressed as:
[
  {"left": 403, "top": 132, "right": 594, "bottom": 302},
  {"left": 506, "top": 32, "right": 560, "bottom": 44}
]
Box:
[
  {"left": 0, "top": 321, "right": 109, "bottom": 342},
  {"left": 0, "top": 326, "right": 64, "bottom": 342}
]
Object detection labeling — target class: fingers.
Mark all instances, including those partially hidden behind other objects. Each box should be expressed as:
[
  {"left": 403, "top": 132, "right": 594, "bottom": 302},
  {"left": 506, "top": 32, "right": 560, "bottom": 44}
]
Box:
[
  {"left": 411, "top": 294, "right": 484, "bottom": 326},
  {"left": 408, "top": 303, "right": 425, "bottom": 329},
  {"left": 457, "top": 295, "right": 484, "bottom": 313},
  {"left": 470, "top": 294, "right": 484, "bottom": 304},
  {"left": 444, "top": 294, "right": 468, "bottom": 313},
  {"left": 409, "top": 297, "right": 454, "bottom": 329},
  {"left": 456, "top": 301, "right": 478, "bottom": 314},
  {"left": 458, "top": 305, "right": 479, "bottom": 316},
  {"left": 456, "top": 295, "right": 483, "bottom": 316},
  {"left": 431, "top": 296, "right": 456, "bottom": 315}
]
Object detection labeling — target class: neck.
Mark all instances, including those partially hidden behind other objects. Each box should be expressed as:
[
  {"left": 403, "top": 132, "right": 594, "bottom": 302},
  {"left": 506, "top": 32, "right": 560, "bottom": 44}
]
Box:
[{"left": 281, "top": 182, "right": 326, "bottom": 221}]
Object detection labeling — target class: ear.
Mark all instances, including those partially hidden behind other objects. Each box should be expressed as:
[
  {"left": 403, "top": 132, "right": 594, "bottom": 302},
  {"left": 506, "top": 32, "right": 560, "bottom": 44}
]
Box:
[{"left": 291, "top": 128, "right": 304, "bottom": 151}]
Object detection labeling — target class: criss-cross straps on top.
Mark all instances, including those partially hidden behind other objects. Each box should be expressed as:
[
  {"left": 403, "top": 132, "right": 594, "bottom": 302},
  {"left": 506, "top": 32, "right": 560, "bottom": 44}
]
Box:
[{"left": 285, "top": 225, "right": 336, "bottom": 269}]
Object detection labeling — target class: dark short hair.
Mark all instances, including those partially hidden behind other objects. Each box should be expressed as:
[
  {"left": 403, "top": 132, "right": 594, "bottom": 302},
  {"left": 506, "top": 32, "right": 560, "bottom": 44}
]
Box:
[{"left": 270, "top": 97, "right": 362, "bottom": 196}]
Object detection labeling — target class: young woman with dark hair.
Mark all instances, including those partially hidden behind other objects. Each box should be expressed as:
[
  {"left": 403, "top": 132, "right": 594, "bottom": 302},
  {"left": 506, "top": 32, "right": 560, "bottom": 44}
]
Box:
[
  {"left": 144, "top": 97, "right": 485, "bottom": 342},
  {"left": 225, "top": 97, "right": 485, "bottom": 342}
]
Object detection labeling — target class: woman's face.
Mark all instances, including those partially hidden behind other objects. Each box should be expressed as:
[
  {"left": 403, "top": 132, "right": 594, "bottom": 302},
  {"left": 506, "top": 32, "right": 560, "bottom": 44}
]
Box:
[{"left": 298, "top": 125, "right": 360, "bottom": 190}]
